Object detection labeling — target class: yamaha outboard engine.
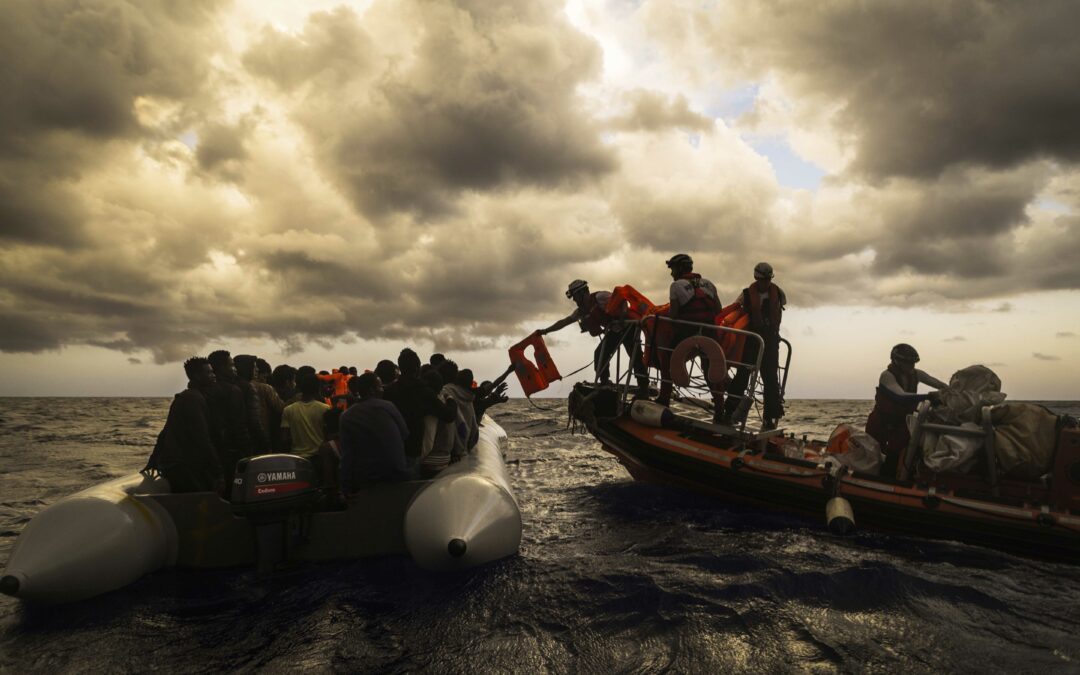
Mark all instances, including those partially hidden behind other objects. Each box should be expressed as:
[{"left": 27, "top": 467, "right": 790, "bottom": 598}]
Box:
[{"left": 231, "top": 454, "right": 320, "bottom": 574}]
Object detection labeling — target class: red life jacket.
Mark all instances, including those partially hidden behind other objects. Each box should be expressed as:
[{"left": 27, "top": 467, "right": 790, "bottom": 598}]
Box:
[
  {"left": 578, "top": 292, "right": 611, "bottom": 337},
  {"left": 744, "top": 282, "right": 782, "bottom": 334},
  {"left": 677, "top": 273, "right": 718, "bottom": 322},
  {"left": 865, "top": 364, "right": 919, "bottom": 455}
]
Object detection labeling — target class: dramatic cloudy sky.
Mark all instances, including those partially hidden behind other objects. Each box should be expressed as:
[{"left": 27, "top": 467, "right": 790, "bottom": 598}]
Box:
[{"left": 1, "top": 0, "right": 1078, "bottom": 398}]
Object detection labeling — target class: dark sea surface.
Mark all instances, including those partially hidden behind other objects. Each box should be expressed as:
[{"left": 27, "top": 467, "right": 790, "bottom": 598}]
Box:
[{"left": 1, "top": 397, "right": 1079, "bottom": 673}]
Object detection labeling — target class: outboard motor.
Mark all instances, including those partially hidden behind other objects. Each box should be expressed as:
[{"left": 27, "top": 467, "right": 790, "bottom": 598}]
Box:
[{"left": 231, "top": 454, "right": 320, "bottom": 574}]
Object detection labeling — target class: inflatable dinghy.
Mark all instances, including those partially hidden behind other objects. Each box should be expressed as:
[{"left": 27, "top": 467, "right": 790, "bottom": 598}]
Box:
[{"left": 1, "top": 417, "right": 521, "bottom": 603}]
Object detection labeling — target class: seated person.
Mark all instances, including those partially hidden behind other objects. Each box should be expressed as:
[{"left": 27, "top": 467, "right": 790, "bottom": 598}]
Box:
[
  {"left": 280, "top": 373, "right": 331, "bottom": 459},
  {"left": 340, "top": 373, "right": 411, "bottom": 491},
  {"left": 142, "top": 357, "right": 224, "bottom": 494}
]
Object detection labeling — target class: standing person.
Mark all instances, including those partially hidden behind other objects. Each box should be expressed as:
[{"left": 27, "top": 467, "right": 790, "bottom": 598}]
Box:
[
  {"left": 271, "top": 364, "right": 298, "bottom": 405},
  {"left": 719, "top": 262, "right": 787, "bottom": 430},
  {"left": 206, "top": 349, "right": 253, "bottom": 488},
  {"left": 340, "top": 373, "right": 410, "bottom": 491},
  {"left": 538, "top": 279, "right": 649, "bottom": 396},
  {"left": 280, "top": 373, "right": 331, "bottom": 460},
  {"left": 142, "top": 357, "right": 223, "bottom": 494},
  {"left": 866, "top": 344, "right": 947, "bottom": 478},
  {"left": 374, "top": 360, "right": 400, "bottom": 389},
  {"left": 384, "top": 348, "right": 458, "bottom": 476},
  {"left": 234, "top": 354, "right": 271, "bottom": 455},
  {"left": 655, "top": 254, "right": 723, "bottom": 412},
  {"left": 254, "top": 359, "right": 286, "bottom": 452}
]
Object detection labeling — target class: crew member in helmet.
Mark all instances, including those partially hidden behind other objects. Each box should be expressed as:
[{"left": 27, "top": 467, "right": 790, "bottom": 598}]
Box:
[
  {"left": 866, "top": 344, "right": 947, "bottom": 478},
  {"left": 719, "top": 262, "right": 787, "bottom": 430},
  {"left": 538, "top": 279, "right": 649, "bottom": 396},
  {"left": 656, "top": 254, "right": 723, "bottom": 410}
]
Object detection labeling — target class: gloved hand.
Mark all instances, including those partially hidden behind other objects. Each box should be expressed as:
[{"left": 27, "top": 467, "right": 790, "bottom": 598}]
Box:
[{"left": 928, "top": 390, "right": 943, "bottom": 405}]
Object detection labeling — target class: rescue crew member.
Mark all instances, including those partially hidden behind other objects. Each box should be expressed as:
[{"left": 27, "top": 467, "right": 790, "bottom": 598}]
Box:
[
  {"left": 865, "top": 343, "right": 947, "bottom": 478},
  {"left": 719, "top": 262, "right": 786, "bottom": 430},
  {"left": 656, "top": 254, "right": 723, "bottom": 412},
  {"left": 538, "top": 279, "right": 649, "bottom": 396}
]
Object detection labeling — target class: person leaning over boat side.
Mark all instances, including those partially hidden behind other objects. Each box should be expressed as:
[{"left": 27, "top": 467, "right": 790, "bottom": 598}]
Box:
[
  {"left": 206, "top": 349, "right": 254, "bottom": 490},
  {"left": 143, "top": 357, "right": 224, "bottom": 494},
  {"left": 537, "top": 279, "right": 650, "bottom": 396},
  {"left": 866, "top": 343, "right": 948, "bottom": 478},
  {"left": 656, "top": 254, "right": 724, "bottom": 414},
  {"left": 719, "top": 262, "right": 787, "bottom": 430},
  {"left": 280, "top": 373, "right": 331, "bottom": 460},
  {"left": 340, "top": 373, "right": 411, "bottom": 491},
  {"left": 384, "top": 348, "right": 459, "bottom": 477}
]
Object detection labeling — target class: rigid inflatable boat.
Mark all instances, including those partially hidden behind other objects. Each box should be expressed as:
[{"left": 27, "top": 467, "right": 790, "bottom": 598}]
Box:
[
  {"left": 561, "top": 308, "right": 1080, "bottom": 563},
  {"left": 1, "top": 417, "right": 521, "bottom": 604}
]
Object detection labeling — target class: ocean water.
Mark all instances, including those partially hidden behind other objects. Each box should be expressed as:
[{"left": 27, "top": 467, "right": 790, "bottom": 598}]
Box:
[{"left": 1, "top": 397, "right": 1079, "bottom": 673}]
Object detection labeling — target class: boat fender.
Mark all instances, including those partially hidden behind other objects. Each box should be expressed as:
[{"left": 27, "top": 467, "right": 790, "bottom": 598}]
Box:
[
  {"left": 630, "top": 400, "right": 675, "bottom": 428},
  {"left": 826, "top": 496, "right": 856, "bottom": 535},
  {"left": 669, "top": 336, "right": 727, "bottom": 388}
]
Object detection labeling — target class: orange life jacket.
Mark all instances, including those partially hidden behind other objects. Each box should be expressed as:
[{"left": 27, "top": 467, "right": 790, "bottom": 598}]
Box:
[
  {"left": 509, "top": 332, "right": 563, "bottom": 396},
  {"left": 578, "top": 292, "right": 612, "bottom": 337},
  {"left": 606, "top": 285, "right": 656, "bottom": 320}
]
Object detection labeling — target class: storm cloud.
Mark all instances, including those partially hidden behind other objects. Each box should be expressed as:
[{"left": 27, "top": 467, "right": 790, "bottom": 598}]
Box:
[{"left": 0, "top": 0, "right": 1078, "bottom": 367}]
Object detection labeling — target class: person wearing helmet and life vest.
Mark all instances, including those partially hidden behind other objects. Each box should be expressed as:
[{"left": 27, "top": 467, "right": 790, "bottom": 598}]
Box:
[
  {"left": 655, "top": 253, "right": 723, "bottom": 411},
  {"left": 718, "top": 262, "right": 787, "bottom": 430},
  {"left": 538, "top": 279, "right": 649, "bottom": 396},
  {"left": 866, "top": 343, "right": 947, "bottom": 478}
]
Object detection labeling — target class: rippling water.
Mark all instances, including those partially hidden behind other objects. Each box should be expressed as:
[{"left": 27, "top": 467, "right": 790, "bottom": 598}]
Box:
[{"left": 1, "top": 397, "right": 1078, "bottom": 673}]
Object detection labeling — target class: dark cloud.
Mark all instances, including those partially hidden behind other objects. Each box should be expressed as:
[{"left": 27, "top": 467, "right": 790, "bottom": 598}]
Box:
[
  {"left": 1032, "top": 353, "right": 1060, "bottom": 361},
  {"left": 1057, "top": 332, "right": 1077, "bottom": 338},
  {"left": 686, "top": 0, "right": 1080, "bottom": 179},
  {"left": 243, "top": 2, "right": 615, "bottom": 218},
  {"left": 608, "top": 90, "right": 713, "bottom": 133}
]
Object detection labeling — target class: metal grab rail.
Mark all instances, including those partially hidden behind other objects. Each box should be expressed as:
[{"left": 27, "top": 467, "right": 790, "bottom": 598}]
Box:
[{"left": 598, "top": 314, "right": 792, "bottom": 432}]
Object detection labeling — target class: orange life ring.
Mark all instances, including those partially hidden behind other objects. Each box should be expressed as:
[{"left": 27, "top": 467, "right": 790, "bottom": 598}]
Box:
[
  {"left": 669, "top": 335, "right": 728, "bottom": 388},
  {"left": 509, "top": 331, "right": 562, "bottom": 396}
]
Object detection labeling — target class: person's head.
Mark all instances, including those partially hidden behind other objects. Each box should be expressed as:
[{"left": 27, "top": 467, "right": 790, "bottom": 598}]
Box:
[
  {"left": 322, "top": 408, "right": 342, "bottom": 437},
  {"left": 207, "top": 349, "right": 236, "bottom": 378},
  {"left": 429, "top": 353, "right": 446, "bottom": 367},
  {"left": 753, "top": 262, "right": 774, "bottom": 287},
  {"left": 456, "top": 368, "right": 474, "bottom": 389},
  {"left": 338, "top": 365, "right": 349, "bottom": 375},
  {"left": 183, "top": 356, "right": 216, "bottom": 388},
  {"left": 234, "top": 354, "right": 257, "bottom": 382},
  {"left": 353, "top": 372, "right": 382, "bottom": 399},
  {"left": 422, "top": 369, "right": 443, "bottom": 393},
  {"left": 665, "top": 253, "right": 693, "bottom": 279},
  {"left": 437, "top": 359, "right": 459, "bottom": 386},
  {"left": 890, "top": 343, "right": 920, "bottom": 371},
  {"left": 256, "top": 358, "right": 272, "bottom": 383},
  {"left": 349, "top": 366, "right": 358, "bottom": 376},
  {"left": 272, "top": 364, "right": 296, "bottom": 390},
  {"left": 296, "top": 365, "right": 316, "bottom": 379},
  {"left": 566, "top": 279, "right": 590, "bottom": 306},
  {"left": 375, "top": 359, "right": 400, "bottom": 385},
  {"left": 297, "top": 372, "right": 321, "bottom": 398},
  {"left": 397, "top": 348, "right": 422, "bottom": 378}
]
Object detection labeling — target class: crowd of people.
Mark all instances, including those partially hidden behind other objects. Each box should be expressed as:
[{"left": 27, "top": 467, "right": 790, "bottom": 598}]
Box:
[{"left": 143, "top": 348, "right": 511, "bottom": 502}]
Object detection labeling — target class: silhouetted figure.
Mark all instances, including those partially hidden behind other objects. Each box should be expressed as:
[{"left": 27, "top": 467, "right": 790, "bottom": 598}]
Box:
[
  {"left": 143, "top": 357, "right": 223, "bottom": 494},
  {"left": 340, "top": 373, "right": 410, "bottom": 491},
  {"left": 384, "top": 348, "right": 458, "bottom": 475},
  {"left": 206, "top": 349, "right": 253, "bottom": 489}
]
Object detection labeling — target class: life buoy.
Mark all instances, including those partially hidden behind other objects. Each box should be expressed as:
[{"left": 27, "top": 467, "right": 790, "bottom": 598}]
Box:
[
  {"left": 669, "top": 335, "right": 727, "bottom": 389},
  {"left": 509, "top": 331, "right": 562, "bottom": 396}
]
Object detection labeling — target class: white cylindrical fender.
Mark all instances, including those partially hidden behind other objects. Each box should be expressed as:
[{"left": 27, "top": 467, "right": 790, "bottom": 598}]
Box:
[
  {"left": 404, "top": 417, "right": 522, "bottom": 570},
  {"left": 1, "top": 473, "right": 176, "bottom": 603},
  {"left": 631, "top": 400, "right": 674, "bottom": 428},
  {"left": 826, "top": 496, "right": 856, "bottom": 536}
]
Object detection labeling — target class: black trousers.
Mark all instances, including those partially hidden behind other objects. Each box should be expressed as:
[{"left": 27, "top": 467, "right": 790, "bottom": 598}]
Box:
[
  {"left": 594, "top": 326, "right": 648, "bottom": 388},
  {"left": 722, "top": 333, "right": 783, "bottom": 422}
]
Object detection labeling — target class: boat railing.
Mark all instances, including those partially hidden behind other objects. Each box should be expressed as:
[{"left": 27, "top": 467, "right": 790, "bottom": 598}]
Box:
[{"left": 604, "top": 314, "right": 792, "bottom": 434}]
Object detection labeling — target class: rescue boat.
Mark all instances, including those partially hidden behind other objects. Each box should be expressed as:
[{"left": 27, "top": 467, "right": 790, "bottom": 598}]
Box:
[
  {"left": 1, "top": 417, "right": 521, "bottom": 604},
  {"left": 563, "top": 308, "right": 1080, "bottom": 563}
]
